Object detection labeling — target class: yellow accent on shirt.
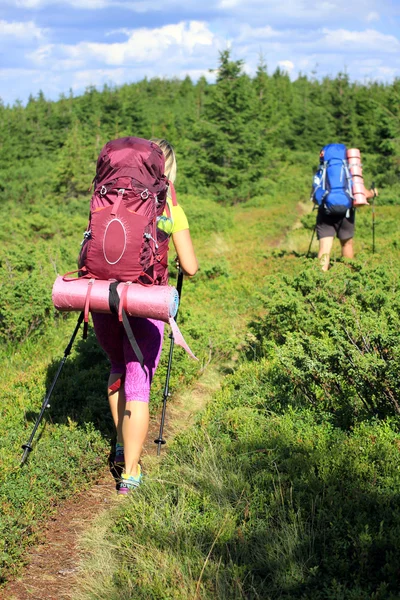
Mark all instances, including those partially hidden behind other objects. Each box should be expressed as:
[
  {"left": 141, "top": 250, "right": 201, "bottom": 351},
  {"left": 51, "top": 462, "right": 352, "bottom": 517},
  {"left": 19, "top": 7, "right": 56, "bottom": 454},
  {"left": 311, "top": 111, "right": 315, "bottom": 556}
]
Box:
[{"left": 157, "top": 200, "right": 189, "bottom": 236}]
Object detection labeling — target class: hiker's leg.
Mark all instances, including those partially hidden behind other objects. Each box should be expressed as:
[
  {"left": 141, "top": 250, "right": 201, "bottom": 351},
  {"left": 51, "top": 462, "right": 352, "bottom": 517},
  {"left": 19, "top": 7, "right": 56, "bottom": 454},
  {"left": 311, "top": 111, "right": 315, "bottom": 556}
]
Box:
[
  {"left": 108, "top": 373, "right": 125, "bottom": 444},
  {"left": 122, "top": 400, "right": 149, "bottom": 476},
  {"left": 340, "top": 237, "right": 354, "bottom": 259},
  {"left": 337, "top": 210, "right": 355, "bottom": 258},
  {"left": 318, "top": 236, "right": 334, "bottom": 271},
  {"left": 122, "top": 318, "right": 165, "bottom": 477},
  {"left": 92, "top": 313, "right": 125, "bottom": 443}
]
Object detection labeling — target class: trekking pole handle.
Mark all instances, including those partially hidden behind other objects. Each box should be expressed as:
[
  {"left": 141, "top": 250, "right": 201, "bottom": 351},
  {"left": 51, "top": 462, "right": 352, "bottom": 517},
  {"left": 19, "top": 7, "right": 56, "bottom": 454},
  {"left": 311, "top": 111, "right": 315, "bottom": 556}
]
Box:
[
  {"left": 176, "top": 266, "right": 183, "bottom": 298},
  {"left": 371, "top": 180, "right": 376, "bottom": 199}
]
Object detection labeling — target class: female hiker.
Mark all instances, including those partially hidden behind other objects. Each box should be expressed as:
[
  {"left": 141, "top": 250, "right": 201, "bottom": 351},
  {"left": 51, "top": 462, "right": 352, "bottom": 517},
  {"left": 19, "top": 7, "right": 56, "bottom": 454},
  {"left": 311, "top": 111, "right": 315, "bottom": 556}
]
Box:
[{"left": 91, "top": 138, "right": 198, "bottom": 494}]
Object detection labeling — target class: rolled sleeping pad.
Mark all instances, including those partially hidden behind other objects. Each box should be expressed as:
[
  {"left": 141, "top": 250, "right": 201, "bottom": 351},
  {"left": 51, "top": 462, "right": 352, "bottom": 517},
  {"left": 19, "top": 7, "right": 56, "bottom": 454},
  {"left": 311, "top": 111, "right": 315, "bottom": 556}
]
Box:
[
  {"left": 347, "top": 148, "right": 361, "bottom": 160},
  {"left": 349, "top": 165, "right": 363, "bottom": 177},
  {"left": 352, "top": 182, "right": 366, "bottom": 194},
  {"left": 52, "top": 276, "right": 197, "bottom": 360},
  {"left": 346, "top": 148, "right": 369, "bottom": 206}
]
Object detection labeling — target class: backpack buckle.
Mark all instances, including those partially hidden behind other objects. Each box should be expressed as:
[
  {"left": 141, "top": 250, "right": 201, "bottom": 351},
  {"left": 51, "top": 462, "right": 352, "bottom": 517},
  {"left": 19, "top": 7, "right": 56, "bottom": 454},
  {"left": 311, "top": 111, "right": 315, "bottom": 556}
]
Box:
[
  {"left": 100, "top": 185, "right": 107, "bottom": 195},
  {"left": 141, "top": 189, "right": 149, "bottom": 200}
]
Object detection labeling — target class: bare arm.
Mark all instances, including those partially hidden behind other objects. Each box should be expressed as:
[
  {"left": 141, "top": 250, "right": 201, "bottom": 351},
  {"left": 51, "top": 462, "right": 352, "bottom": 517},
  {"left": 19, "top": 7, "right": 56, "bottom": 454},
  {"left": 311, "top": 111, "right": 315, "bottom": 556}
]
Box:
[{"left": 171, "top": 229, "right": 198, "bottom": 276}]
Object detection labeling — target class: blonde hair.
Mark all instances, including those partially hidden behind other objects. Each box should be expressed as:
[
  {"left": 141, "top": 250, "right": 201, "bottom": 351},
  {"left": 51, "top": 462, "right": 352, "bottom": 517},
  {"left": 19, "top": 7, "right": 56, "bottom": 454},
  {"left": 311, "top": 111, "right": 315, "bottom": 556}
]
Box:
[{"left": 151, "top": 138, "right": 177, "bottom": 184}]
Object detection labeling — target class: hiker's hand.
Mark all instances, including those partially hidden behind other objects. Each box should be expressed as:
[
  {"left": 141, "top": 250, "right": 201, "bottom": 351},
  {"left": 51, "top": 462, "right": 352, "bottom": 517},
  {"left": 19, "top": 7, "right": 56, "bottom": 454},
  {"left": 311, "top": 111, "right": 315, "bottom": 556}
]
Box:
[{"left": 366, "top": 187, "right": 378, "bottom": 200}]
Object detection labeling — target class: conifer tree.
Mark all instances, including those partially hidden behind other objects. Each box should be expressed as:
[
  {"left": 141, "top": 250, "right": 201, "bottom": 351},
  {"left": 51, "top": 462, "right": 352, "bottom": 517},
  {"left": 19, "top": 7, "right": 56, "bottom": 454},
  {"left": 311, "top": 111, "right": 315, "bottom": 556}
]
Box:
[
  {"left": 53, "top": 119, "right": 95, "bottom": 197},
  {"left": 197, "top": 50, "right": 267, "bottom": 202}
]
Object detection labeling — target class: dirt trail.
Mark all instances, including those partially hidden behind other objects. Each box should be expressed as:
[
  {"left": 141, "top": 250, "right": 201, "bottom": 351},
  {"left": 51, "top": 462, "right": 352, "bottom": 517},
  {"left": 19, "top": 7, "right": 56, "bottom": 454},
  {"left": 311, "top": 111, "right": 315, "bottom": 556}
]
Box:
[{"left": 2, "top": 367, "right": 220, "bottom": 600}]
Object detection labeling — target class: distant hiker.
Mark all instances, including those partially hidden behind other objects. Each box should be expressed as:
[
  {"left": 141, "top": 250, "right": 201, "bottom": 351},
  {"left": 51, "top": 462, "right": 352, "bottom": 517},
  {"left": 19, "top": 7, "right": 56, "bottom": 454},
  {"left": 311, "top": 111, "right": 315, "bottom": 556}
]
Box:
[
  {"left": 311, "top": 143, "right": 378, "bottom": 271},
  {"left": 86, "top": 137, "right": 198, "bottom": 494}
]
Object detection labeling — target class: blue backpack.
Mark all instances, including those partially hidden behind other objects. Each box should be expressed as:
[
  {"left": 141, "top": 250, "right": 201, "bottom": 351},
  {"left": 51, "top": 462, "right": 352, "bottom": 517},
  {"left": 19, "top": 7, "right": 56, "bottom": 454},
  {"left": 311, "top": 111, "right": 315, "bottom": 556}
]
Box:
[{"left": 312, "top": 143, "right": 353, "bottom": 216}]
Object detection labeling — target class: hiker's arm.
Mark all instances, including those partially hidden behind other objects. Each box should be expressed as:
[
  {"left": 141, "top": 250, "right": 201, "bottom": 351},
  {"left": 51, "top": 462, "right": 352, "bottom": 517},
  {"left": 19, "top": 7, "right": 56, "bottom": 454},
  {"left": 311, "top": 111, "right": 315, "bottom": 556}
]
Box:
[{"left": 172, "top": 229, "right": 198, "bottom": 277}]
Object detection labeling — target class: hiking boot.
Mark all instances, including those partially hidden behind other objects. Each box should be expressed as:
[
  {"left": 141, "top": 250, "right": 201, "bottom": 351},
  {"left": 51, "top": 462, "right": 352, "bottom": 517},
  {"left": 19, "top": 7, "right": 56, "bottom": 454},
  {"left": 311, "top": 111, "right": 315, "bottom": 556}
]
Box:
[
  {"left": 114, "top": 443, "right": 125, "bottom": 466},
  {"left": 117, "top": 466, "right": 142, "bottom": 495}
]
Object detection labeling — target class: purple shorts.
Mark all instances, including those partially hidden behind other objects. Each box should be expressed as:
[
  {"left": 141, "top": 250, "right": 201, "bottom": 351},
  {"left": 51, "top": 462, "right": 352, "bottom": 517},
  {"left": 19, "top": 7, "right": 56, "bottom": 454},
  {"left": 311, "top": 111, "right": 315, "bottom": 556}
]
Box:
[{"left": 92, "top": 313, "right": 164, "bottom": 403}]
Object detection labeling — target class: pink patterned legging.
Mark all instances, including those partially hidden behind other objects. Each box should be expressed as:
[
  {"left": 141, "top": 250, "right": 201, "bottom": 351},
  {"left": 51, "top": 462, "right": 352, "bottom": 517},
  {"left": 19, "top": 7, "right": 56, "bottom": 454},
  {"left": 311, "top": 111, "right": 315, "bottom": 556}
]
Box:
[{"left": 92, "top": 313, "right": 164, "bottom": 403}]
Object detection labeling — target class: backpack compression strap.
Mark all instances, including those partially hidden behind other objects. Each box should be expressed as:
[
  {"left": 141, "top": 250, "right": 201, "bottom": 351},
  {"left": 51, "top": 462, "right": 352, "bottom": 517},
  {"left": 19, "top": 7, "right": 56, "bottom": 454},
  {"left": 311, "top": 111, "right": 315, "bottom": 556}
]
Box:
[{"left": 108, "top": 281, "right": 145, "bottom": 370}]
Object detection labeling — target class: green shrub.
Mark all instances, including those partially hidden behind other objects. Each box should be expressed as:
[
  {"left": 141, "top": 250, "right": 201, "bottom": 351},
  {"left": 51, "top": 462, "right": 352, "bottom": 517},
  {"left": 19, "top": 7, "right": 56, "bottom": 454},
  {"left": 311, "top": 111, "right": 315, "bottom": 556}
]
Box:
[{"left": 245, "top": 261, "right": 400, "bottom": 428}]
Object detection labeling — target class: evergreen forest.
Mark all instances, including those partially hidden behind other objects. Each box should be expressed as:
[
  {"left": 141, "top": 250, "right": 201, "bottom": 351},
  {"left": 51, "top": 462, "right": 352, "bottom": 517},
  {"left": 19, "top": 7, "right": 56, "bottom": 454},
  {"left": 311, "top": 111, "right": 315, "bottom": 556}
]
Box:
[{"left": 1, "top": 51, "right": 400, "bottom": 598}]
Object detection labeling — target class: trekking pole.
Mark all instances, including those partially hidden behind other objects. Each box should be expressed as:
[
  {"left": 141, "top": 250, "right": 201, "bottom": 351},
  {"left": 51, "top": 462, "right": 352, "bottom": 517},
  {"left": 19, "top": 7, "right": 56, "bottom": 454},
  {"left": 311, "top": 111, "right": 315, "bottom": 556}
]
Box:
[
  {"left": 20, "top": 311, "right": 84, "bottom": 466},
  {"left": 154, "top": 266, "right": 184, "bottom": 456},
  {"left": 306, "top": 204, "right": 317, "bottom": 258},
  {"left": 371, "top": 180, "right": 376, "bottom": 255}
]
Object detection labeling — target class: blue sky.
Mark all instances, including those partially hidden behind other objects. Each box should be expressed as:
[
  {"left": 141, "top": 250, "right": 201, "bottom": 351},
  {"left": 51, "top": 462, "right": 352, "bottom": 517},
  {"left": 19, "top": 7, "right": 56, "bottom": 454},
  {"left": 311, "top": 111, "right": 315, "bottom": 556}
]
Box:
[{"left": 1, "top": 0, "right": 399, "bottom": 106}]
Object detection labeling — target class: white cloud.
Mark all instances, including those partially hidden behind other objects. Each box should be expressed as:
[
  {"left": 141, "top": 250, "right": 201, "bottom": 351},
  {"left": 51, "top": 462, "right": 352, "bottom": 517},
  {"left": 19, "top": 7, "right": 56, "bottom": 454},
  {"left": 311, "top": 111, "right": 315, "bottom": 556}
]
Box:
[
  {"left": 105, "top": 28, "right": 132, "bottom": 38},
  {"left": 14, "top": 0, "right": 108, "bottom": 7},
  {"left": 357, "top": 61, "right": 398, "bottom": 81},
  {"left": 0, "top": 19, "right": 43, "bottom": 39},
  {"left": 14, "top": 0, "right": 46, "bottom": 6},
  {"left": 3, "top": 0, "right": 391, "bottom": 30},
  {"left": 9, "top": 0, "right": 196, "bottom": 8},
  {"left": 0, "top": 68, "right": 39, "bottom": 78},
  {"left": 218, "top": 0, "right": 241, "bottom": 7},
  {"left": 366, "top": 11, "right": 380, "bottom": 22},
  {"left": 30, "top": 21, "right": 216, "bottom": 68},
  {"left": 29, "top": 43, "right": 54, "bottom": 61},
  {"left": 69, "top": 65, "right": 215, "bottom": 91},
  {"left": 236, "top": 24, "right": 282, "bottom": 42},
  {"left": 71, "top": 68, "right": 127, "bottom": 89},
  {"left": 321, "top": 28, "right": 400, "bottom": 53},
  {"left": 278, "top": 59, "right": 294, "bottom": 73}
]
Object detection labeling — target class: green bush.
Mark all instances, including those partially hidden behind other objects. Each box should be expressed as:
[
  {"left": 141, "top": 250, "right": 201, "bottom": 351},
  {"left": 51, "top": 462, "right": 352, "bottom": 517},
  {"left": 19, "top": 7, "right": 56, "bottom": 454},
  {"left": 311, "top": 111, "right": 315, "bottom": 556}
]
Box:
[{"left": 245, "top": 261, "right": 400, "bottom": 428}]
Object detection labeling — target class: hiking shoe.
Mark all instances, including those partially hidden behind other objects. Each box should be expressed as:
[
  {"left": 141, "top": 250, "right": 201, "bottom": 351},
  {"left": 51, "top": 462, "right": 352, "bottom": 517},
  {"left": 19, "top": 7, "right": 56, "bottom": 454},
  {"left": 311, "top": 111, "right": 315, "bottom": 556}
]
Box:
[
  {"left": 114, "top": 443, "right": 125, "bottom": 466},
  {"left": 117, "top": 467, "right": 142, "bottom": 495}
]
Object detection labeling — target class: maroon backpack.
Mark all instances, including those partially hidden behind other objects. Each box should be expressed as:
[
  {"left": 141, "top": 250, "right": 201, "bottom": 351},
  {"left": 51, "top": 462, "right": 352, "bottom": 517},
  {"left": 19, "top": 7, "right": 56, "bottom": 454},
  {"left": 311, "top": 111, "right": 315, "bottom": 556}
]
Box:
[{"left": 79, "top": 136, "right": 169, "bottom": 285}]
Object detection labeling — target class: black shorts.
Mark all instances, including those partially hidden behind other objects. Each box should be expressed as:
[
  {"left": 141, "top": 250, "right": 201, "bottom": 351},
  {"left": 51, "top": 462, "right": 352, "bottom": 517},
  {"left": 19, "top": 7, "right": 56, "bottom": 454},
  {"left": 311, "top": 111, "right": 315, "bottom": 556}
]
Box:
[{"left": 316, "top": 208, "right": 355, "bottom": 240}]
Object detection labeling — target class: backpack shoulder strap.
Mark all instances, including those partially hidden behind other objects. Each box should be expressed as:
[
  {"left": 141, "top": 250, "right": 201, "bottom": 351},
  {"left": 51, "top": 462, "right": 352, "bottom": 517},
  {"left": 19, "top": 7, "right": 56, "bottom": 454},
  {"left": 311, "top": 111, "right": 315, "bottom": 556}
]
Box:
[
  {"left": 168, "top": 180, "right": 178, "bottom": 207},
  {"left": 165, "top": 199, "right": 172, "bottom": 220}
]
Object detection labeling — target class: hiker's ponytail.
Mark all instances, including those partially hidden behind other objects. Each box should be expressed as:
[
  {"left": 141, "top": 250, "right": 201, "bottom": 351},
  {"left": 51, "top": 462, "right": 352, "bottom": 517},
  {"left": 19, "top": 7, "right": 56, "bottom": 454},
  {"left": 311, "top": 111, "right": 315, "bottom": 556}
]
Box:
[{"left": 150, "top": 138, "right": 177, "bottom": 184}]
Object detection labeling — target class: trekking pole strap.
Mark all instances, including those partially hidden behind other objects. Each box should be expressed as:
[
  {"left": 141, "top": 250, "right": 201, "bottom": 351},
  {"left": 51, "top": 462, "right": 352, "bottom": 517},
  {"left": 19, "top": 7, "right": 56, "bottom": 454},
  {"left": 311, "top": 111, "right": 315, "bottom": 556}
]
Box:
[{"left": 109, "top": 282, "right": 145, "bottom": 370}]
